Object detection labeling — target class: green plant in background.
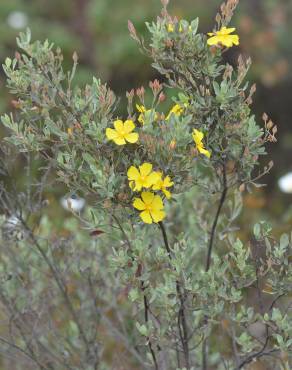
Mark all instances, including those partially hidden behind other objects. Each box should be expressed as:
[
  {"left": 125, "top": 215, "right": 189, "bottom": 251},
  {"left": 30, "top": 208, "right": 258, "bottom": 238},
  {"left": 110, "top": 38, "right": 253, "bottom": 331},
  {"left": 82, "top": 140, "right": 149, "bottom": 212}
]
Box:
[{"left": 0, "top": 0, "right": 291, "bottom": 369}]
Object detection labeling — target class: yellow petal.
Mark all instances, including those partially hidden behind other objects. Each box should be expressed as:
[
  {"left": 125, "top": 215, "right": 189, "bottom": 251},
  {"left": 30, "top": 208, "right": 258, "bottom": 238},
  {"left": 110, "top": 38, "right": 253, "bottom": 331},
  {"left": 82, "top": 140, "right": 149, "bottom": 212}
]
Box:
[
  {"left": 219, "top": 27, "right": 235, "bottom": 35},
  {"left": 133, "top": 198, "right": 146, "bottom": 211},
  {"left": 163, "top": 176, "right": 174, "bottom": 187},
  {"left": 113, "top": 137, "right": 126, "bottom": 145},
  {"left": 141, "top": 192, "right": 154, "bottom": 205},
  {"left": 146, "top": 172, "right": 161, "bottom": 187},
  {"left": 139, "top": 163, "right": 152, "bottom": 177},
  {"left": 136, "top": 104, "right": 146, "bottom": 113},
  {"left": 114, "top": 120, "right": 124, "bottom": 132},
  {"left": 140, "top": 210, "right": 152, "bottom": 224},
  {"left": 125, "top": 132, "right": 139, "bottom": 143},
  {"left": 133, "top": 180, "right": 143, "bottom": 191},
  {"left": 127, "top": 166, "right": 140, "bottom": 181},
  {"left": 193, "top": 129, "right": 204, "bottom": 144},
  {"left": 123, "top": 120, "right": 135, "bottom": 133},
  {"left": 199, "top": 147, "right": 211, "bottom": 158},
  {"left": 106, "top": 128, "right": 118, "bottom": 140},
  {"left": 228, "top": 35, "right": 239, "bottom": 46},
  {"left": 138, "top": 114, "right": 145, "bottom": 124},
  {"left": 151, "top": 210, "right": 165, "bottom": 223},
  {"left": 207, "top": 36, "right": 220, "bottom": 46},
  {"left": 152, "top": 195, "right": 164, "bottom": 210},
  {"left": 152, "top": 172, "right": 163, "bottom": 190},
  {"left": 163, "top": 189, "right": 171, "bottom": 199}
]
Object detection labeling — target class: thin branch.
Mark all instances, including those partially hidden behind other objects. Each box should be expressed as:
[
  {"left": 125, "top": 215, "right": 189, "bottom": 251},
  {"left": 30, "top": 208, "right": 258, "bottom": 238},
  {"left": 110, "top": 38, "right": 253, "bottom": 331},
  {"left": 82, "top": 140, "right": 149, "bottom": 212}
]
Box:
[
  {"left": 203, "top": 163, "right": 228, "bottom": 370},
  {"left": 158, "top": 221, "right": 190, "bottom": 369},
  {"left": 206, "top": 163, "right": 228, "bottom": 272},
  {"left": 141, "top": 281, "right": 159, "bottom": 370}
]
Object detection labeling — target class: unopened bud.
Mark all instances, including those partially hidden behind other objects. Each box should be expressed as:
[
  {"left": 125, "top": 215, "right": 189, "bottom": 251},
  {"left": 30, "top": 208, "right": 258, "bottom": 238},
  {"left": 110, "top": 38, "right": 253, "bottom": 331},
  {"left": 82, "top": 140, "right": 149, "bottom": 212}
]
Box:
[
  {"left": 149, "top": 79, "right": 162, "bottom": 93},
  {"left": 72, "top": 51, "right": 78, "bottom": 63},
  {"left": 126, "top": 89, "right": 135, "bottom": 99},
  {"left": 136, "top": 86, "right": 145, "bottom": 98},
  {"left": 169, "top": 139, "right": 176, "bottom": 150},
  {"left": 158, "top": 92, "right": 166, "bottom": 102},
  {"left": 128, "top": 20, "right": 138, "bottom": 40}
]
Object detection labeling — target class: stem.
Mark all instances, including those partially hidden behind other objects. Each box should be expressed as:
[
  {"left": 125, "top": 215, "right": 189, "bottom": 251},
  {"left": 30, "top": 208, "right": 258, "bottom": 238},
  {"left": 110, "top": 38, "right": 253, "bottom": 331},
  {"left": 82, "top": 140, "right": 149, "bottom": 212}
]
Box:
[
  {"left": 141, "top": 281, "right": 158, "bottom": 370},
  {"left": 158, "top": 221, "right": 172, "bottom": 258},
  {"left": 205, "top": 164, "right": 228, "bottom": 272},
  {"left": 203, "top": 164, "right": 228, "bottom": 370},
  {"left": 158, "top": 221, "right": 190, "bottom": 369}
]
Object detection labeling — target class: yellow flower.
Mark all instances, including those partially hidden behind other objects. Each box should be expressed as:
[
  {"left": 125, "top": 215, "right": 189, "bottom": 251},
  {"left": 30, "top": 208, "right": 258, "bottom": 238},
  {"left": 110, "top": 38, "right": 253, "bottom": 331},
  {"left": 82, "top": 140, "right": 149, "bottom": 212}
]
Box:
[
  {"left": 207, "top": 27, "right": 239, "bottom": 48},
  {"left": 133, "top": 192, "right": 165, "bottom": 224},
  {"left": 152, "top": 172, "right": 174, "bottom": 199},
  {"left": 136, "top": 104, "right": 157, "bottom": 125},
  {"left": 127, "top": 163, "right": 160, "bottom": 191},
  {"left": 167, "top": 23, "right": 174, "bottom": 33},
  {"left": 106, "top": 119, "right": 139, "bottom": 145},
  {"left": 166, "top": 104, "right": 184, "bottom": 120},
  {"left": 192, "top": 129, "right": 211, "bottom": 158}
]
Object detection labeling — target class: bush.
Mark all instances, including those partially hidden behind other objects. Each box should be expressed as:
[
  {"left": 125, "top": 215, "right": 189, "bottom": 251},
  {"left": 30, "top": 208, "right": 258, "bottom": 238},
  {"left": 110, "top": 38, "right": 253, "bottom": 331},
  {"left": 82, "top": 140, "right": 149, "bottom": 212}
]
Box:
[{"left": 0, "top": 0, "right": 290, "bottom": 369}]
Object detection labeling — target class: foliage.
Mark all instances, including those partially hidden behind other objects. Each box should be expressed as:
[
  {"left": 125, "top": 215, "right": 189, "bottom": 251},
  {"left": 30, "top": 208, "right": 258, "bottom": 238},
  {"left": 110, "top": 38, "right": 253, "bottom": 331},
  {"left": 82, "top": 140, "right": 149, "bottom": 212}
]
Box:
[{"left": 0, "top": 0, "right": 291, "bottom": 369}]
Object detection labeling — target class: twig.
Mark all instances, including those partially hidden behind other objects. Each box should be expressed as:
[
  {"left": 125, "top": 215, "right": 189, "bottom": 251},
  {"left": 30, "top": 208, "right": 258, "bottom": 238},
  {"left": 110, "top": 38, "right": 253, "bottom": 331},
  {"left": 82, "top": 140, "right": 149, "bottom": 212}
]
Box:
[
  {"left": 205, "top": 163, "right": 228, "bottom": 272},
  {"left": 141, "top": 281, "right": 159, "bottom": 370},
  {"left": 158, "top": 221, "right": 190, "bottom": 369},
  {"left": 203, "top": 163, "right": 228, "bottom": 370}
]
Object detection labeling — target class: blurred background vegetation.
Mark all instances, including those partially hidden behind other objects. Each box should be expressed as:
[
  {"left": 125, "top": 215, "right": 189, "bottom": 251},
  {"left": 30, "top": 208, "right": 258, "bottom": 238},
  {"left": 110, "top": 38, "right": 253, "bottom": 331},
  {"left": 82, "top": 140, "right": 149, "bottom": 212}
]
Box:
[{"left": 0, "top": 0, "right": 292, "bottom": 240}]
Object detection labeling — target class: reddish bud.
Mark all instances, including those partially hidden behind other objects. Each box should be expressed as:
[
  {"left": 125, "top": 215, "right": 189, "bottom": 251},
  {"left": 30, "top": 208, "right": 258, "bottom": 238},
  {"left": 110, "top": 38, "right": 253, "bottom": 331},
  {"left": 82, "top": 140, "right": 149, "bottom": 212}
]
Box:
[
  {"left": 136, "top": 86, "right": 145, "bottom": 98},
  {"left": 128, "top": 20, "right": 138, "bottom": 40},
  {"left": 158, "top": 92, "right": 166, "bottom": 102}
]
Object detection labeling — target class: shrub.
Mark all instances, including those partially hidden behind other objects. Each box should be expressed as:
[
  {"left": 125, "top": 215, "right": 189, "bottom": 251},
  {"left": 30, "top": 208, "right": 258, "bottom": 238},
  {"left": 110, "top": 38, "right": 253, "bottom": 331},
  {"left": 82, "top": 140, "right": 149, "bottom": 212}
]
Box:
[{"left": 0, "top": 0, "right": 290, "bottom": 369}]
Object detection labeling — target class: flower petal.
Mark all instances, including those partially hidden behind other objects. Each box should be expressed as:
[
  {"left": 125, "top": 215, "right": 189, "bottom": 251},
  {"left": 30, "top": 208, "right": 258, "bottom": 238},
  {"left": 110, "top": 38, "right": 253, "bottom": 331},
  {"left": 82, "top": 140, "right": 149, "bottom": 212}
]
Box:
[
  {"left": 207, "top": 36, "right": 220, "bottom": 46},
  {"left": 113, "top": 137, "right": 126, "bottom": 145},
  {"left": 114, "top": 120, "right": 124, "bottom": 132},
  {"left": 127, "top": 166, "right": 140, "bottom": 181},
  {"left": 229, "top": 35, "right": 239, "bottom": 45},
  {"left": 123, "top": 120, "right": 135, "bottom": 133},
  {"left": 163, "top": 189, "right": 172, "bottom": 199},
  {"left": 163, "top": 176, "right": 174, "bottom": 187},
  {"left": 193, "top": 129, "right": 204, "bottom": 144},
  {"left": 199, "top": 147, "right": 211, "bottom": 158},
  {"left": 140, "top": 210, "right": 152, "bottom": 224},
  {"left": 136, "top": 104, "right": 146, "bottom": 113},
  {"left": 152, "top": 195, "right": 164, "bottom": 210},
  {"left": 125, "top": 132, "right": 139, "bottom": 143},
  {"left": 219, "top": 27, "right": 235, "bottom": 35},
  {"left": 106, "top": 128, "right": 118, "bottom": 140},
  {"left": 133, "top": 198, "right": 146, "bottom": 211},
  {"left": 139, "top": 163, "right": 152, "bottom": 177},
  {"left": 146, "top": 172, "right": 161, "bottom": 187},
  {"left": 152, "top": 172, "right": 163, "bottom": 190},
  {"left": 151, "top": 210, "right": 165, "bottom": 223},
  {"left": 141, "top": 192, "right": 154, "bottom": 205}
]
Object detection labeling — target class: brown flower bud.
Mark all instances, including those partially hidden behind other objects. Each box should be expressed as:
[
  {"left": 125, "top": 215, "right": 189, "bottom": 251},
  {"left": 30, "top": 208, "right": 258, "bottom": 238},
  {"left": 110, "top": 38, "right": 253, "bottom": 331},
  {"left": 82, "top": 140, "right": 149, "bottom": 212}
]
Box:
[{"left": 136, "top": 86, "right": 145, "bottom": 98}]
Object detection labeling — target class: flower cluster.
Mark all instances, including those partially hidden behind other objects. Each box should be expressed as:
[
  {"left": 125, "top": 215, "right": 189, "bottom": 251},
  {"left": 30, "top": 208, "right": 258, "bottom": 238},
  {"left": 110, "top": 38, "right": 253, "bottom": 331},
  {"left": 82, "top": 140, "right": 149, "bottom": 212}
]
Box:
[
  {"left": 127, "top": 163, "right": 173, "bottom": 224},
  {"left": 102, "top": 24, "right": 240, "bottom": 223},
  {"left": 105, "top": 111, "right": 211, "bottom": 223}
]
